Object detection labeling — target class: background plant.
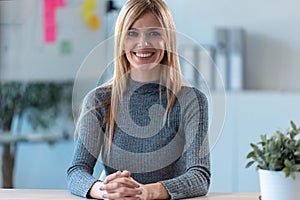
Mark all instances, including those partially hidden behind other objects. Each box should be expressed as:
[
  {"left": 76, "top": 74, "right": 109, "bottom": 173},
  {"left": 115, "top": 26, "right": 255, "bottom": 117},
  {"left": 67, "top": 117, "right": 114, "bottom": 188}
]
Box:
[
  {"left": 246, "top": 121, "right": 300, "bottom": 179},
  {"left": 0, "top": 81, "right": 73, "bottom": 188}
]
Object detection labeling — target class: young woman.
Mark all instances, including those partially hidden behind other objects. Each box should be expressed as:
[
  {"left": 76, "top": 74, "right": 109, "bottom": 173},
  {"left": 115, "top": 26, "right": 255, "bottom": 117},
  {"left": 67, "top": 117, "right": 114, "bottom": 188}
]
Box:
[{"left": 67, "top": 0, "right": 210, "bottom": 199}]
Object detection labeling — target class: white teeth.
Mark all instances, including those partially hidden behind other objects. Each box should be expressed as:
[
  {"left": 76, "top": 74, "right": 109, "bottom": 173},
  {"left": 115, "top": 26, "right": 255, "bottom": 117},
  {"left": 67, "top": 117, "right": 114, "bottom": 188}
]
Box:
[{"left": 135, "top": 53, "right": 152, "bottom": 58}]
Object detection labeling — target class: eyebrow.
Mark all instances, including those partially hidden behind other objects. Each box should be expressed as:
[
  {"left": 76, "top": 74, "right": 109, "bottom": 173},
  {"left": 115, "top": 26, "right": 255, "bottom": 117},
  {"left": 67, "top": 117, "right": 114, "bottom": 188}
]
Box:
[{"left": 128, "top": 27, "right": 162, "bottom": 31}]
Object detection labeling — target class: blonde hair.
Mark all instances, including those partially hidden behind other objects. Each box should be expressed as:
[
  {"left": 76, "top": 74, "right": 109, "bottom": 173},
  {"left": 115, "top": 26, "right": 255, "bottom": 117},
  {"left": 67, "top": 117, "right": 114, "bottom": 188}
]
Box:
[{"left": 105, "top": 0, "right": 183, "bottom": 154}]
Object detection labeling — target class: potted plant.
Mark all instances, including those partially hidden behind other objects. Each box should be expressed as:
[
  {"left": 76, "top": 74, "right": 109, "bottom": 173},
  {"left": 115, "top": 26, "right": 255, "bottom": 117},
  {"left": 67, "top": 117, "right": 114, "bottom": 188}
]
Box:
[{"left": 246, "top": 121, "right": 300, "bottom": 200}]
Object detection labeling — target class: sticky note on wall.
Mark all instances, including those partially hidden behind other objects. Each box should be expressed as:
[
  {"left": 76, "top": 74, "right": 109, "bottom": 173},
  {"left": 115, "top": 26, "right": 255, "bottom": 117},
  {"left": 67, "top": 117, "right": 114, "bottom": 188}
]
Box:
[
  {"left": 43, "top": 0, "right": 66, "bottom": 44},
  {"left": 81, "top": 0, "right": 96, "bottom": 20},
  {"left": 88, "top": 14, "right": 100, "bottom": 30},
  {"left": 81, "top": 0, "right": 101, "bottom": 30},
  {"left": 60, "top": 40, "right": 72, "bottom": 55}
]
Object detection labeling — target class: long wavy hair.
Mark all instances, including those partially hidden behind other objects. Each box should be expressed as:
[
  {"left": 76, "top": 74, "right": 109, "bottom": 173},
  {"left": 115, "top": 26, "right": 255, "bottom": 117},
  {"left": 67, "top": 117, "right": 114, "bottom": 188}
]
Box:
[{"left": 104, "top": 0, "right": 184, "bottom": 154}]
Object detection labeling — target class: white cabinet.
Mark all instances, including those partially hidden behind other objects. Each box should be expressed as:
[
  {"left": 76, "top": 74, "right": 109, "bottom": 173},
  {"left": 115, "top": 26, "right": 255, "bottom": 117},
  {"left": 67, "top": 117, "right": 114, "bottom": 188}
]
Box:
[{"left": 209, "top": 92, "right": 300, "bottom": 192}]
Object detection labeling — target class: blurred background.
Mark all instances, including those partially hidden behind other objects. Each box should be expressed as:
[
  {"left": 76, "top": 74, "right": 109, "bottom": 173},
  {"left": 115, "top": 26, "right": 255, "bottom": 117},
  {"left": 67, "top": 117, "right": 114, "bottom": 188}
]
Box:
[{"left": 0, "top": 0, "right": 300, "bottom": 192}]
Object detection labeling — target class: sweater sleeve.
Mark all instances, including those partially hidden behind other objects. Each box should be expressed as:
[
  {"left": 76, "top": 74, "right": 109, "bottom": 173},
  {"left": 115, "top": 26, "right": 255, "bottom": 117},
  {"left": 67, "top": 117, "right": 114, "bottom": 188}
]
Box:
[
  {"left": 66, "top": 92, "right": 104, "bottom": 198},
  {"left": 160, "top": 88, "right": 210, "bottom": 199}
]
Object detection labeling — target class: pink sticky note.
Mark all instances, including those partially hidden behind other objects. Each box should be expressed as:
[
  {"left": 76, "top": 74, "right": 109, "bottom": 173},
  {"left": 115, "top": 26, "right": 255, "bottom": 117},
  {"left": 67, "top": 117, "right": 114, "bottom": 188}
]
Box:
[
  {"left": 45, "top": 25, "right": 57, "bottom": 43},
  {"left": 45, "top": 10, "right": 55, "bottom": 24},
  {"left": 56, "top": 0, "right": 66, "bottom": 7},
  {"left": 43, "top": 0, "right": 66, "bottom": 44}
]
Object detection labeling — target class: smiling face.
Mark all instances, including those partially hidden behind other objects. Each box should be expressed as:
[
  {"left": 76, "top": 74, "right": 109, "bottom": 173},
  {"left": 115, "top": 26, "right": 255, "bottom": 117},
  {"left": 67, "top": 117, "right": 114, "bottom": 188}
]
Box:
[{"left": 123, "top": 12, "right": 166, "bottom": 82}]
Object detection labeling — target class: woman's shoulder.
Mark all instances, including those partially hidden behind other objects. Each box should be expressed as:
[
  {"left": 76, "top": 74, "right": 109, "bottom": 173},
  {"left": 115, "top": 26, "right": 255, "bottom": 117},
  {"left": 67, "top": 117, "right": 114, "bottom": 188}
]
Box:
[
  {"left": 95, "top": 85, "right": 112, "bottom": 97},
  {"left": 179, "top": 86, "right": 208, "bottom": 103},
  {"left": 94, "top": 85, "right": 112, "bottom": 104},
  {"left": 82, "top": 85, "right": 112, "bottom": 108}
]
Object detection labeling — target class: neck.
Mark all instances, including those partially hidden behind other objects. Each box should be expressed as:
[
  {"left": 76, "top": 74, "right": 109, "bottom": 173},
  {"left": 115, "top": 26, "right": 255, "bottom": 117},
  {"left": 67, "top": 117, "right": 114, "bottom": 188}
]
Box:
[{"left": 130, "top": 66, "right": 161, "bottom": 83}]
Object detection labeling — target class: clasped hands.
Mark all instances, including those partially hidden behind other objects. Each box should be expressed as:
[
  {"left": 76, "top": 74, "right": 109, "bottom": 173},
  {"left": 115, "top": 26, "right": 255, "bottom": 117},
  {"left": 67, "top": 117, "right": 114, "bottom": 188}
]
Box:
[{"left": 89, "top": 170, "right": 149, "bottom": 200}]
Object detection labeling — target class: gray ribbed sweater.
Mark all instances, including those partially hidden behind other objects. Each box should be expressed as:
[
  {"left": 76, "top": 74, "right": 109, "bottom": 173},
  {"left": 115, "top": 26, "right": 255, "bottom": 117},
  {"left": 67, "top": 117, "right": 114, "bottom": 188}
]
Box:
[{"left": 66, "top": 78, "right": 210, "bottom": 199}]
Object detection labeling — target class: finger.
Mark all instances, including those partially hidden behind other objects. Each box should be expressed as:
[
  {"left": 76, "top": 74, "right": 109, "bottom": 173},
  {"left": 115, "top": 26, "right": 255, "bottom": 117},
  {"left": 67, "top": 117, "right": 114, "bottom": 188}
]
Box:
[
  {"left": 104, "top": 170, "right": 131, "bottom": 184},
  {"left": 129, "top": 177, "right": 141, "bottom": 187},
  {"left": 121, "top": 170, "right": 131, "bottom": 177},
  {"left": 104, "top": 178, "right": 140, "bottom": 189},
  {"left": 115, "top": 198, "right": 140, "bottom": 200},
  {"left": 113, "top": 177, "right": 140, "bottom": 188},
  {"left": 104, "top": 171, "right": 122, "bottom": 184},
  {"left": 104, "top": 197, "right": 138, "bottom": 200},
  {"left": 103, "top": 183, "right": 142, "bottom": 195},
  {"left": 103, "top": 187, "right": 141, "bottom": 199}
]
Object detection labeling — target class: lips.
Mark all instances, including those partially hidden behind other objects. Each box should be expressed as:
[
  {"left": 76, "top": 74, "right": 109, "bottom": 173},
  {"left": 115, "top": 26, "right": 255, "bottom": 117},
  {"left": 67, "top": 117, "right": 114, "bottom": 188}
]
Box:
[
  {"left": 133, "top": 51, "right": 155, "bottom": 59},
  {"left": 135, "top": 52, "right": 153, "bottom": 58}
]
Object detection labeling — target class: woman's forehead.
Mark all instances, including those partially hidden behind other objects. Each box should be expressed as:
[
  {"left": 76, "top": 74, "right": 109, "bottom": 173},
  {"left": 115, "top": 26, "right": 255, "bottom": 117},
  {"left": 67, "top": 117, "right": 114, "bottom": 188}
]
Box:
[{"left": 131, "top": 12, "right": 162, "bottom": 29}]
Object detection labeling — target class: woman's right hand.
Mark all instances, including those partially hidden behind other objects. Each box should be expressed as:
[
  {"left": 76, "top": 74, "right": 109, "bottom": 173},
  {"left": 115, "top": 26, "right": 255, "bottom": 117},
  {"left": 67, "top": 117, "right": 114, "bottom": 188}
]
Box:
[{"left": 88, "top": 180, "right": 107, "bottom": 199}]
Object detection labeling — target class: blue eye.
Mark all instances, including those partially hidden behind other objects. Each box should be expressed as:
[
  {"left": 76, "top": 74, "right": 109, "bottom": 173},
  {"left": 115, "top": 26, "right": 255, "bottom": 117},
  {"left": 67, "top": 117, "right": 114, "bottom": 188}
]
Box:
[
  {"left": 127, "top": 31, "right": 138, "bottom": 37},
  {"left": 148, "top": 31, "right": 160, "bottom": 37}
]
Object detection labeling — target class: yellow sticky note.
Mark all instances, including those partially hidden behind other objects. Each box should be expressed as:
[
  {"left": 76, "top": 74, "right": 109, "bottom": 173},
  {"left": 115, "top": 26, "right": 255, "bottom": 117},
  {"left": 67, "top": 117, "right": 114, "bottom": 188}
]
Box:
[
  {"left": 88, "top": 14, "right": 100, "bottom": 30},
  {"left": 83, "top": 0, "right": 96, "bottom": 10},
  {"left": 81, "top": 7, "right": 92, "bottom": 20},
  {"left": 81, "top": 0, "right": 101, "bottom": 30}
]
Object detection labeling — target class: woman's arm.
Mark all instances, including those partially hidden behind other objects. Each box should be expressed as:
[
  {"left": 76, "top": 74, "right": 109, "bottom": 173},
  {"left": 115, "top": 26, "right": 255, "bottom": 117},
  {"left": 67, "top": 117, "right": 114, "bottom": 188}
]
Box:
[
  {"left": 66, "top": 138, "right": 101, "bottom": 197},
  {"left": 159, "top": 88, "right": 211, "bottom": 199},
  {"left": 66, "top": 92, "right": 104, "bottom": 197}
]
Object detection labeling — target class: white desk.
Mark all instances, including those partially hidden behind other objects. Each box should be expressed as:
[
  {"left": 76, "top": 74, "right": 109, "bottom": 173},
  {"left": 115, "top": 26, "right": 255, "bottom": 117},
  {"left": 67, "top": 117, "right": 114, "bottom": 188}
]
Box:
[{"left": 0, "top": 189, "right": 260, "bottom": 200}]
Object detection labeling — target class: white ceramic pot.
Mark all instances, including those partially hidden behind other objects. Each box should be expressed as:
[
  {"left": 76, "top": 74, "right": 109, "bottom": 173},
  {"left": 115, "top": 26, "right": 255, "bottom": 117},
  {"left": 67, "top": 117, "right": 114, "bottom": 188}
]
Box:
[{"left": 259, "top": 169, "right": 300, "bottom": 200}]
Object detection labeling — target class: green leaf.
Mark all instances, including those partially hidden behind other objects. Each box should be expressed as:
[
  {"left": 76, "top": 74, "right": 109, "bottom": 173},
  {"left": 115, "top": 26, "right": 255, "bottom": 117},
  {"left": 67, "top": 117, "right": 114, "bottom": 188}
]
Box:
[
  {"left": 285, "top": 159, "right": 292, "bottom": 168},
  {"left": 246, "top": 151, "right": 255, "bottom": 159},
  {"left": 282, "top": 167, "right": 290, "bottom": 178},
  {"left": 291, "top": 121, "right": 297, "bottom": 131},
  {"left": 260, "top": 134, "right": 267, "bottom": 143},
  {"left": 291, "top": 172, "right": 296, "bottom": 180},
  {"left": 245, "top": 161, "right": 255, "bottom": 168},
  {"left": 293, "top": 164, "right": 300, "bottom": 171}
]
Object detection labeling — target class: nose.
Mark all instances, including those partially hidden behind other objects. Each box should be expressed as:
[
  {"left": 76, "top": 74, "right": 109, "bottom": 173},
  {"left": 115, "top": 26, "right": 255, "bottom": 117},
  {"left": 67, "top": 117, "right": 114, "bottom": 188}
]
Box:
[{"left": 137, "top": 34, "right": 150, "bottom": 48}]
